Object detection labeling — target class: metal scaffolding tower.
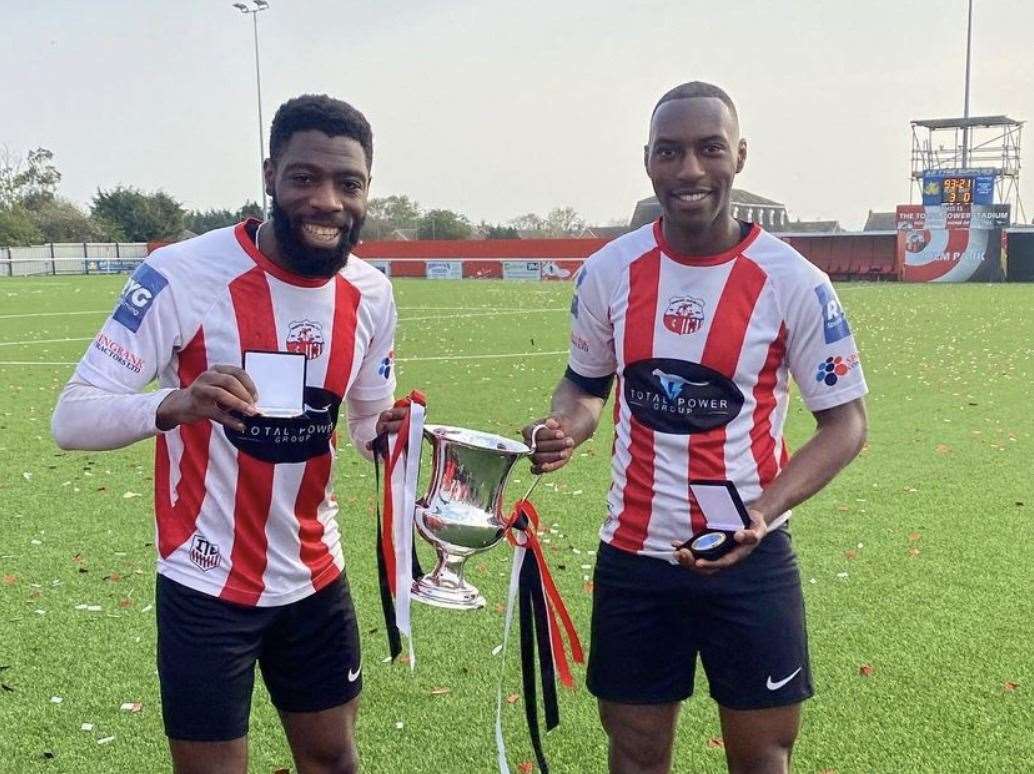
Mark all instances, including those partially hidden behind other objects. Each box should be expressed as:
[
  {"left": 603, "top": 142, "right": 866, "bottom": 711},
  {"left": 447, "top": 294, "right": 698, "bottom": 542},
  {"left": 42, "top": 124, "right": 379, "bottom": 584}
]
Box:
[{"left": 910, "top": 115, "right": 1025, "bottom": 222}]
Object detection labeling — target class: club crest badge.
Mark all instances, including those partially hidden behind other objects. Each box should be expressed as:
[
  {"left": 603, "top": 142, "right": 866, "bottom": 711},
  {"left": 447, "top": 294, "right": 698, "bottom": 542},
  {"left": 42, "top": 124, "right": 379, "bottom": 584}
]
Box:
[
  {"left": 286, "top": 320, "right": 325, "bottom": 360},
  {"left": 663, "top": 296, "right": 705, "bottom": 335}
]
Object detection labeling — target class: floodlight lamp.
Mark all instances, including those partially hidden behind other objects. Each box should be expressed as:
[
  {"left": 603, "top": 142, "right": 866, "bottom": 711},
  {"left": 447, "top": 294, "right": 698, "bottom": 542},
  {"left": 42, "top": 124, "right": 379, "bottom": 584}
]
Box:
[
  {"left": 232, "top": 3, "right": 248, "bottom": 10},
  {"left": 253, "top": 0, "right": 269, "bottom": 8}
]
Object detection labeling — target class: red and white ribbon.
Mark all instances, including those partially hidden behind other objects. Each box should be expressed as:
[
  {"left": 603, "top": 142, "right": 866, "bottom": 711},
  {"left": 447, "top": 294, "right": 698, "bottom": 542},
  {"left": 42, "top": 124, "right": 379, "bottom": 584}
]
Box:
[{"left": 379, "top": 390, "right": 426, "bottom": 669}]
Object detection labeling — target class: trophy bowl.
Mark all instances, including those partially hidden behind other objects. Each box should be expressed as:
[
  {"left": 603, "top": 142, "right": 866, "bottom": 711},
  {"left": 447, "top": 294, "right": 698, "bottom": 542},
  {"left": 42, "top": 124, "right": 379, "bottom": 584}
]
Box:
[{"left": 411, "top": 424, "right": 531, "bottom": 610}]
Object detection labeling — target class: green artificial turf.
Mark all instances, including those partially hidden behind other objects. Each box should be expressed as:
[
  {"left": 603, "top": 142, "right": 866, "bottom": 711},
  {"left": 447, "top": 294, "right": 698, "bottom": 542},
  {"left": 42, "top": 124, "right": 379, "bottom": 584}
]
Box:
[{"left": 0, "top": 275, "right": 1031, "bottom": 772}]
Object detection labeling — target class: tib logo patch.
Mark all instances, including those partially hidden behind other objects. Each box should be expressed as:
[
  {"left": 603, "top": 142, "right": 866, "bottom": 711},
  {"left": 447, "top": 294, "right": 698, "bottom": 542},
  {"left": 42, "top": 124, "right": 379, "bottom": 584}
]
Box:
[
  {"left": 113, "top": 264, "right": 168, "bottom": 332},
  {"left": 189, "top": 534, "right": 221, "bottom": 572},
  {"left": 814, "top": 284, "right": 851, "bottom": 344}
]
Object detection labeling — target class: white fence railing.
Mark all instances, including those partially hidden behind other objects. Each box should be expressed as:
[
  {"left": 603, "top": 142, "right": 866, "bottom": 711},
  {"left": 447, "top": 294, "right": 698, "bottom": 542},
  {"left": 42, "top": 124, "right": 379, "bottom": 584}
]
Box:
[{"left": 0, "top": 243, "right": 149, "bottom": 277}]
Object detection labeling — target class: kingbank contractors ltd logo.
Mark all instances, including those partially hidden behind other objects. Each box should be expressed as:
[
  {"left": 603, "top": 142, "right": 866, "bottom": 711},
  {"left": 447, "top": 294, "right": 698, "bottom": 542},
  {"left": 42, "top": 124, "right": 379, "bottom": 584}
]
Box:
[
  {"left": 92, "top": 333, "right": 144, "bottom": 374},
  {"left": 623, "top": 358, "right": 744, "bottom": 434}
]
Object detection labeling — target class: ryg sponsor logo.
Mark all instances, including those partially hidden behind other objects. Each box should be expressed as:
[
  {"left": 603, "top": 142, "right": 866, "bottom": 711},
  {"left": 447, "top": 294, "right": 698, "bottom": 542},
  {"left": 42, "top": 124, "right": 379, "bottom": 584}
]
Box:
[
  {"left": 814, "top": 284, "right": 851, "bottom": 344},
  {"left": 113, "top": 264, "right": 168, "bottom": 332},
  {"left": 570, "top": 267, "right": 589, "bottom": 318},
  {"left": 623, "top": 358, "right": 743, "bottom": 434}
]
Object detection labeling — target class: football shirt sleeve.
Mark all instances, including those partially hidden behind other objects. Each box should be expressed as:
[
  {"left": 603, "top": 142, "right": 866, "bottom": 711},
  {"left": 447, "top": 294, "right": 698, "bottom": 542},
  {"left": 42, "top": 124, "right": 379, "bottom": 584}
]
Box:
[
  {"left": 567, "top": 262, "right": 618, "bottom": 379},
  {"left": 785, "top": 276, "right": 868, "bottom": 412},
  {"left": 74, "top": 260, "right": 184, "bottom": 394},
  {"left": 53, "top": 259, "right": 185, "bottom": 448},
  {"left": 347, "top": 288, "right": 397, "bottom": 402}
]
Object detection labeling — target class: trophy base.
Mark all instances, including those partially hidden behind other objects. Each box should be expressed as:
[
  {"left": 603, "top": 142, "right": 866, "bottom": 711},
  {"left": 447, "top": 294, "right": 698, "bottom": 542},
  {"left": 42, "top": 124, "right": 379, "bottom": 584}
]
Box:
[{"left": 411, "top": 574, "right": 486, "bottom": 611}]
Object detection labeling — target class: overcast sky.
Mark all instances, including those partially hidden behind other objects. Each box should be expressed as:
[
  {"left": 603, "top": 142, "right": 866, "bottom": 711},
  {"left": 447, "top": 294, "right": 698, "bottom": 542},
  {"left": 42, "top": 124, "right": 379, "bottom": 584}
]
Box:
[{"left": 4, "top": 0, "right": 1032, "bottom": 230}]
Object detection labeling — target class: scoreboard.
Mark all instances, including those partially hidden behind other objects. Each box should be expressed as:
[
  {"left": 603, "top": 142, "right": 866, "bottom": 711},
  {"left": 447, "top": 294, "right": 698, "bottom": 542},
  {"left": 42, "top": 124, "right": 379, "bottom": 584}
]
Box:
[
  {"left": 941, "top": 176, "right": 973, "bottom": 204},
  {"left": 922, "top": 168, "right": 996, "bottom": 206}
]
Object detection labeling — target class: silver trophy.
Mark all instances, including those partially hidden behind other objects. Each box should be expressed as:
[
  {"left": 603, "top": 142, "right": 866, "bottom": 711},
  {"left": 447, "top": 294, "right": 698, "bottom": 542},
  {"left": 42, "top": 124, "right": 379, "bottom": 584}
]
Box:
[{"left": 411, "top": 424, "right": 531, "bottom": 610}]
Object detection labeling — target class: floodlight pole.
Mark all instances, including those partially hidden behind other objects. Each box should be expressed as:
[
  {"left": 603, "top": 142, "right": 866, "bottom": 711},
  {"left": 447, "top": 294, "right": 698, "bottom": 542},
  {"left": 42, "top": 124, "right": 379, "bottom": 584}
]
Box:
[
  {"left": 233, "top": 1, "right": 270, "bottom": 217},
  {"left": 962, "top": 0, "right": 973, "bottom": 168}
]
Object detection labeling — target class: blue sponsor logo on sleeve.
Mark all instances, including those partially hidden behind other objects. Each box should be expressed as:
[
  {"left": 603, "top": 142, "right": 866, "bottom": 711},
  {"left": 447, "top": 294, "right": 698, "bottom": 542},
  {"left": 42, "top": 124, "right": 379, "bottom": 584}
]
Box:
[
  {"left": 814, "top": 284, "right": 851, "bottom": 344},
  {"left": 113, "top": 263, "right": 168, "bottom": 332}
]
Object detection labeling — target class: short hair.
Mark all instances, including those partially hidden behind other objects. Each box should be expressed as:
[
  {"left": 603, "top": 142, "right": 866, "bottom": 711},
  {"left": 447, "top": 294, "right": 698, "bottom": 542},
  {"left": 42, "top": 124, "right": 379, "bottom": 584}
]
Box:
[
  {"left": 269, "top": 94, "right": 373, "bottom": 170},
  {"left": 652, "top": 81, "right": 738, "bottom": 125}
]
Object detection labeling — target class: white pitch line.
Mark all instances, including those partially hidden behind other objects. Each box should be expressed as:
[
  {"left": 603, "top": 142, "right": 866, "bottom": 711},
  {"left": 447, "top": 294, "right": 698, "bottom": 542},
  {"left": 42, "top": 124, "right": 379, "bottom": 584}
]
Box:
[
  {"left": 0, "top": 336, "right": 92, "bottom": 347},
  {"left": 0, "top": 306, "right": 533, "bottom": 320},
  {"left": 399, "top": 308, "right": 565, "bottom": 322},
  {"left": 0, "top": 350, "right": 568, "bottom": 368},
  {"left": 0, "top": 305, "right": 566, "bottom": 330},
  {"left": 0, "top": 309, "right": 110, "bottom": 320},
  {"left": 0, "top": 361, "right": 78, "bottom": 366},
  {"left": 399, "top": 350, "right": 566, "bottom": 363}
]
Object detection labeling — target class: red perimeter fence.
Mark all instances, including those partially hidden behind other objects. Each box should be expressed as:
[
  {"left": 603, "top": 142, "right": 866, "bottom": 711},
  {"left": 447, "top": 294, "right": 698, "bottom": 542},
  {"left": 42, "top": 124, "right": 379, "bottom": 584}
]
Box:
[{"left": 351, "top": 233, "right": 902, "bottom": 281}]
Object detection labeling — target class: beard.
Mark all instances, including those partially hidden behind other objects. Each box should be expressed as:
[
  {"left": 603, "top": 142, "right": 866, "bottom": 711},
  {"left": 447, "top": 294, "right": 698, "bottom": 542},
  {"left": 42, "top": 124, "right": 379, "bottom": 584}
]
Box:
[{"left": 268, "top": 195, "right": 365, "bottom": 278}]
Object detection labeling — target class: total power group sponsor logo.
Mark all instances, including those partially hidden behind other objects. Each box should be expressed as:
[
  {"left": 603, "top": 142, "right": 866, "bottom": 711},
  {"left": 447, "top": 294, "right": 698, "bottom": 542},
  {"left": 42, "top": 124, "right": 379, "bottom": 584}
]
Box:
[
  {"left": 223, "top": 386, "right": 342, "bottom": 464},
  {"left": 623, "top": 358, "right": 744, "bottom": 434}
]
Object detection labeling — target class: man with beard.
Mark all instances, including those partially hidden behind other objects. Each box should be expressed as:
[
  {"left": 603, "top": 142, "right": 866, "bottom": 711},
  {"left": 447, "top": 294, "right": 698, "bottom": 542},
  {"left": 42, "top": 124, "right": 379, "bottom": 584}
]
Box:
[
  {"left": 52, "top": 94, "right": 404, "bottom": 774},
  {"left": 524, "top": 82, "right": 868, "bottom": 773}
]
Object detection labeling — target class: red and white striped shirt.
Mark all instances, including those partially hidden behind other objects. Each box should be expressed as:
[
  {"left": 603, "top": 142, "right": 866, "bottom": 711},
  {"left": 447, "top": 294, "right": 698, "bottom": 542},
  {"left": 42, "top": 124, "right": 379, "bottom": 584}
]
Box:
[
  {"left": 569, "top": 220, "right": 867, "bottom": 557},
  {"left": 71, "top": 221, "right": 396, "bottom": 605}
]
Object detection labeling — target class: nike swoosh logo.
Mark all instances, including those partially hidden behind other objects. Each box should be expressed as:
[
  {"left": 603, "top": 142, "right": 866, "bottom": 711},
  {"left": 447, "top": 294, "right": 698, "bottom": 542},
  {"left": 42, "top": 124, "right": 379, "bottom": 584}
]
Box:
[
  {"left": 766, "top": 667, "right": 802, "bottom": 691},
  {"left": 348, "top": 665, "right": 361, "bottom": 682}
]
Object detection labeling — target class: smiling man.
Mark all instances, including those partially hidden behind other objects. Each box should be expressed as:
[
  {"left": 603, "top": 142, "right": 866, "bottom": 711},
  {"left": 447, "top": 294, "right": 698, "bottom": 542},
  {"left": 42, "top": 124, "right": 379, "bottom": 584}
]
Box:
[
  {"left": 524, "top": 82, "right": 868, "bottom": 773},
  {"left": 52, "top": 95, "right": 406, "bottom": 774}
]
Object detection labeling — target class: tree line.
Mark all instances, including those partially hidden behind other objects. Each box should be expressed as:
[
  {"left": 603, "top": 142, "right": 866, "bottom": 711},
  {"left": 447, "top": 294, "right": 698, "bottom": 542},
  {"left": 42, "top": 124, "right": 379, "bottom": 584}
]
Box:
[{"left": 0, "top": 147, "right": 594, "bottom": 246}]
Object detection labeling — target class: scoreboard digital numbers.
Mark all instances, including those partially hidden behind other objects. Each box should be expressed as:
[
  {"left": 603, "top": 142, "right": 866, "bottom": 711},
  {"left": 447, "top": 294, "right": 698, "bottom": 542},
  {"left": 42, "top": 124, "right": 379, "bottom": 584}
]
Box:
[
  {"left": 922, "top": 169, "right": 996, "bottom": 206},
  {"left": 941, "top": 177, "right": 973, "bottom": 204}
]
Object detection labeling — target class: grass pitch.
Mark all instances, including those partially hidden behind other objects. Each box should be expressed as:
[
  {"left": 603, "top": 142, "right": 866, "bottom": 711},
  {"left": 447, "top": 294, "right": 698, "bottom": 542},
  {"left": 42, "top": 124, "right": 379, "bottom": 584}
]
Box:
[{"left": 0, "top": 274, "right": 1032, "bottom": 773}]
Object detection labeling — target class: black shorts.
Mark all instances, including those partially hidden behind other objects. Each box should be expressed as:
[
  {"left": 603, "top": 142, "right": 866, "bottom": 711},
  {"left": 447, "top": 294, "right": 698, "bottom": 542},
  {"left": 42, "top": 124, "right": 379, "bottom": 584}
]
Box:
[
  {"left": 156, "top": 573, "right": 362, "bottom": 741},
  {"left": 586, "top": 531, "right": 813, "bottom": 710}
]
